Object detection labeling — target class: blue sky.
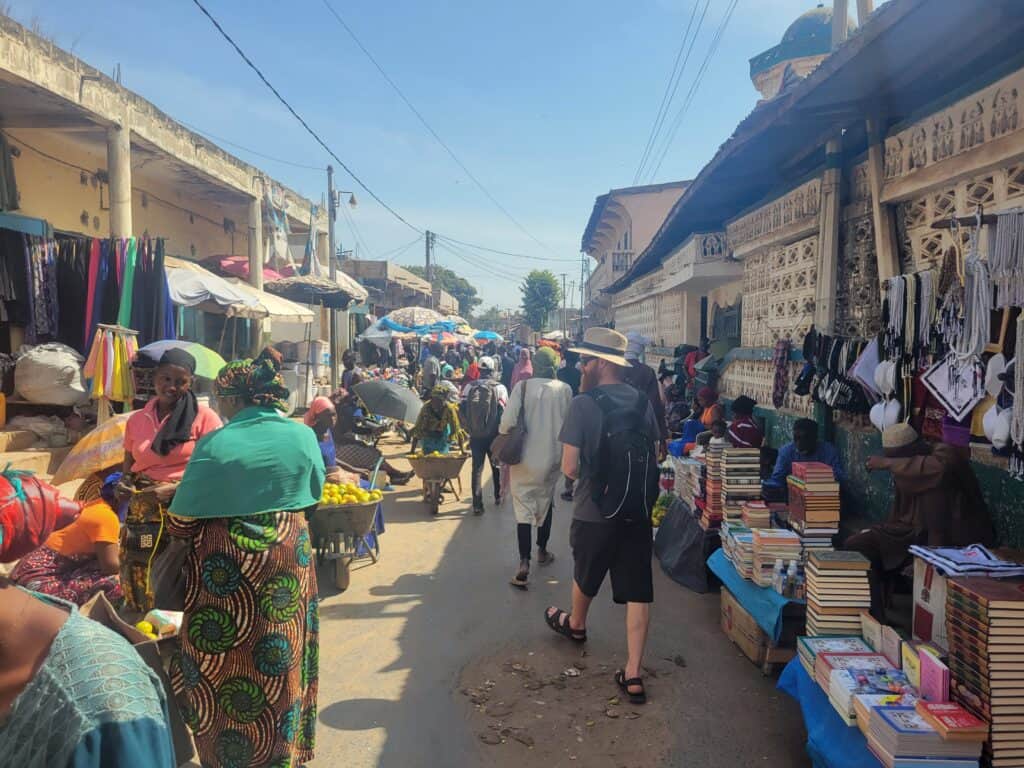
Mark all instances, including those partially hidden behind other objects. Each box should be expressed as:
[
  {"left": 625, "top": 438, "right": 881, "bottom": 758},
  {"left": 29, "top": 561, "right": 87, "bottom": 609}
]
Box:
[{"left": 10, "top": 0, "right": 881, "bottom": 309}]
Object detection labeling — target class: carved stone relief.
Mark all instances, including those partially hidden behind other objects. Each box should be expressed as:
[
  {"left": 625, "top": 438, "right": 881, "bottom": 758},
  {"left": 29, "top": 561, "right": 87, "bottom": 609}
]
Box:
[
  {"left": 726, "top": 179, "right": 821, "bottom": 249},
  {"left": 740, "top": 235, "right": 817, "bottom": 348},
  {"left": 960, "top": 101, "right": 985, "bottom": 152},
  {"left": 836, "top": 216, "right": 882, "bottom": 339}
]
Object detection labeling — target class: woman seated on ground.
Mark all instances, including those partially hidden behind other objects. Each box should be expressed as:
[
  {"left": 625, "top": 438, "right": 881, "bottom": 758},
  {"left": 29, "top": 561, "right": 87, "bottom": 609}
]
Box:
[
  {"left": 11, "top": 472, "right": 124, "bottom": 606},
  {"left": 0, "top": 484, "right": 176, "bottom": 768},
  {"left": 304, "top": 396, "right": 344, "bottom": 482},
  {"left": 329, "top": 389, "right": 414, "bottom": 485}
]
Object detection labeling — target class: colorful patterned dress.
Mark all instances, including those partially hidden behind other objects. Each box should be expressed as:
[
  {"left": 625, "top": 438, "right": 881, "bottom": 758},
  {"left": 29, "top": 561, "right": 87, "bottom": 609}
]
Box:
[{"left": 168, "top": 511, "right": 319, "bottom": 768}]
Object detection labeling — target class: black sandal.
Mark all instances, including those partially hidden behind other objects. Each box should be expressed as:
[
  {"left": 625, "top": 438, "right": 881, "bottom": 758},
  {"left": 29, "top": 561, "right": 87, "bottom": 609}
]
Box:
[
  {"left": 544, "top": 607, "right": 586, "bottom": 643},
  {"left": 615, "top": 670, "right": 647, "bottom": 705}
]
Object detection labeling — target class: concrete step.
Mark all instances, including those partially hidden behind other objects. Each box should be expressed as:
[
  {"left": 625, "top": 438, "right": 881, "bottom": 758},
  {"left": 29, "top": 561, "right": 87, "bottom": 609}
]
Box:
[
  {"left": 1, "top": 446, "right": 73, "bottom": 477},
  {"left": 0, "top": 430, "right": 39, "bottom": 453}
]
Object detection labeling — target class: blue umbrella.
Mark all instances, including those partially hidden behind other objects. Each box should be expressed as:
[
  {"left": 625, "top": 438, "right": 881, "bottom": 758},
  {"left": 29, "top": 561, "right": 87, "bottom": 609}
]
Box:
[{"left": 474, "top": 330, "right": 503, "bottom": 342}]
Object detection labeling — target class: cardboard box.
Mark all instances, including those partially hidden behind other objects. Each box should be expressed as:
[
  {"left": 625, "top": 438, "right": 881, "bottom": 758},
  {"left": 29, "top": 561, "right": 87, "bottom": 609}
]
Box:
[
  {"left": 912, "top": 556, "right": 949, "bottom": 652},
  {"left": 81, "top": 593, "right": 195, "bottom": 765},
  {"left": 721, "top": 587, "right": 768, "bottom": 666}
]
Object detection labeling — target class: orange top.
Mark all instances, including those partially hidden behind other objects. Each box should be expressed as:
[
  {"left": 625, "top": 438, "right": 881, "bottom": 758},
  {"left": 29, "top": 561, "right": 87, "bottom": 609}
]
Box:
[
  {"left": 700, "top": 403, "right": 724, "bottom": 429},
  {"left": 46, "top": 499, "right": 120, "bottom": 557}
]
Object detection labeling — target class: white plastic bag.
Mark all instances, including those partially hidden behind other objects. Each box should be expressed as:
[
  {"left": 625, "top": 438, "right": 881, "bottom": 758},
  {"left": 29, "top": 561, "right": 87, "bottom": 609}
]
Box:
[{"left": 15, "top": 343, "right": 89, "bottom": 405}]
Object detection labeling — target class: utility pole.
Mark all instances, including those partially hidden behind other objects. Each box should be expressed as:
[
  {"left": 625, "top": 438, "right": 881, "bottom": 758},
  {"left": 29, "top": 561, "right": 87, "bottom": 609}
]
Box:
[
  {"left": 560, "top": 273, "right": 567, "bottom": 339},
  {"left": 579, "top": 251, "right": 587, "bottom": 336},
  {"left": 327, "top": 165, "right": 339, "bottom": 390},
  {"left": 569, "top": 280, "right": 576, "bottom": 336},
  {"left": 424, "top": 230, "right": 437, "bottom": 309}
]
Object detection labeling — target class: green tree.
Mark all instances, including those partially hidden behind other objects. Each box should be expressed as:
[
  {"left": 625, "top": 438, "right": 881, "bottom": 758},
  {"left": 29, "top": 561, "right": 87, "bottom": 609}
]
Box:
[
  {"left": 406, "top": 264, "right": 481, "bottom": 316},
  {"left": 473, "top": 305, "right": 506, "bottom": 331},
  {"left": 520, "top": 270, "right": 561, "bottom": 330}
]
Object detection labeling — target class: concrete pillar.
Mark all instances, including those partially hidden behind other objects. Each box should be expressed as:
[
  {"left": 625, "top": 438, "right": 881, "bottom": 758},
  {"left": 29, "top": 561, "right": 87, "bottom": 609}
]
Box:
[
  {"left": 316, "top": 231, "right": 329, "bottom": 274},
  {"left": 247, "top": 195, "right": 263, "bottom": 291},
  {"left": 682, "top": 291, "right": 703, "bottom": 346},
  {"left": 815, "top": 138, "right": 843, "bottom": 333},
  {"left": 106, "top": 125, "right": 132, "bottom": 238},
  {"left": 866, "top": 116, "right": 900, "bottom": 284},
  {"left": 856, "top": 0, "right": 874, "bottom": 25},
  {"left": 832, "top": 0, "right": 849, "bottom": 49}
]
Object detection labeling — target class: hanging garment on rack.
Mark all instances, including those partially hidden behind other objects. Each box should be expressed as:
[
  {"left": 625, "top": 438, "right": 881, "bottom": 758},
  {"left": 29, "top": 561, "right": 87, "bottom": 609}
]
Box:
[
  {"left": 116, "top": 237, "right": 138, "bottom": 329},
  {"left": 83, "top": 238, "right": 100, "bottom": 349},
  {"left": 55, "top": 235, "right": 89, "bottom": 354},
  {"left": 83, "top": 325, "right": 137, "bottom": 403},
  {"left": 0, "top": 228, "right": 28, "bottom": 326},
  {"left": 0, "top": 134, "right": 19, "bottom": 211},
  {"left": 26, "top": 236, "right": 59, "bottom": 342},
  {"left": 772, "top": 339, "right": 791, "bottom": 409},
  {"left": 991, "top": 209, "right": 1024, "bottom": 310}
]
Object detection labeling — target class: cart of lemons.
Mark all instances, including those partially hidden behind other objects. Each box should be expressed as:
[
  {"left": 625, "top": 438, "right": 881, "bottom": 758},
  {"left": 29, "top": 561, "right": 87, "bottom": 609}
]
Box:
[{"left": 319, "top": 481, "right": 383, "bottom": 507}]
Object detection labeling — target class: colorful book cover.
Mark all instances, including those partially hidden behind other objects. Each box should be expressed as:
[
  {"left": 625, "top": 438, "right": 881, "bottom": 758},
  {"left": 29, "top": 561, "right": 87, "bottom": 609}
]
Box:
[
  {"left": 915, "top": 701, "right": 987, "bottom": 734},
  {"left": 950, "top": 577, "right": 1024, "bottom": 609},
  {"left": 861, "top": 611, "right": 882, "bottom": 652},
  {"left": 797, "top": 635, "right": 871, "bottom": 660},
  {"left": 919, "top": 649, "right": 950, "bottom": 703},
  {"left": 874, "top": 706, "right": 937, "bottom": 735},
  {"left": 865, "top": 668, "right": 914, "bottom": 694},
  {"left": 882, "top": 625, "right": 904, "bottom": 669},
  {"left": 902, "top": 642, "right": 922, "bottom": 689}
]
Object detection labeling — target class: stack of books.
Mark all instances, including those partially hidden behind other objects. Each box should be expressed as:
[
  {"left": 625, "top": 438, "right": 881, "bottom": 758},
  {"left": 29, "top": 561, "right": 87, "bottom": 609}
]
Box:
[
  {"left": 741, "top": 499, "right": 771, "bottom": 529},
  {"left": 815, "top": 650, "right": 890, "bottom": 690},
  {"left": 704, "top": 444, "right": 724, "bottom": 526},
  {"left": 673, "top": 457, "right": 704, "bottom": 508},
  {"left": 946, "top": 577, "right": 1024, "bottom": 767},
  {"left": 787, "top": 462, "right": 840, "bottom": 557},
  {"left": 752, "top": 529, "right": 802, "bottom": 587},
  {"left": 830, "top": 667, "right": 917, "bottom": 727},
  {"left": 720, "top": 447, "right": 761, "bottom": 523},
  {"left": 867, "top": 706, "right": 982, "bottom": 767},
  {"left": 721, "top": 521, "right": 754, "bottom": 580},
  {"left": 806, "top": 551, "right": 871, "bottom": 636},
  {"left": 915, "top": 701, "right": 988, "bottom": 742},
  {"left": 796, "top": 635, "right": 871, "bottom": 677},
  {"left": 853, "top": 690, "right": 919, "bottom": 738}
]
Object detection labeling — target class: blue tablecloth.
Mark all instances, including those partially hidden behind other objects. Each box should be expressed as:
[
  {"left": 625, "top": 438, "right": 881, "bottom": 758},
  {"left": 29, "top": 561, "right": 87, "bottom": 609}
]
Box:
[
  {"left": 706, "top": 548, "right": 804, "bottom": 643},
  {"left": 778, "top": 658, "right": 882, "bottom": 768}
]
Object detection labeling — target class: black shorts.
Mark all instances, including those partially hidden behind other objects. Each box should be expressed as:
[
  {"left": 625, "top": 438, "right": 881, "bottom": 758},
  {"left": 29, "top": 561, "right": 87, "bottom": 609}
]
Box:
[{"left": 570, "top": 518, "right": 654, "bottom": 604}]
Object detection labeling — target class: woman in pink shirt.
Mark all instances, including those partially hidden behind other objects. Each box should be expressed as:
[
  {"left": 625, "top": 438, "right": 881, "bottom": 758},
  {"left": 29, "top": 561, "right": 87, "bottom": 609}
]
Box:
[{"left": 120, "top": 348, "right": 221, "bottom": 610}]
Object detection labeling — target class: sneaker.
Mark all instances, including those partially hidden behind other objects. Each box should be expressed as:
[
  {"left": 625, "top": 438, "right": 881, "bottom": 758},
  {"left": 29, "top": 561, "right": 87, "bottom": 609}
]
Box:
[{"left": 472, "top": 495, "right": 484, "bottom": 515}]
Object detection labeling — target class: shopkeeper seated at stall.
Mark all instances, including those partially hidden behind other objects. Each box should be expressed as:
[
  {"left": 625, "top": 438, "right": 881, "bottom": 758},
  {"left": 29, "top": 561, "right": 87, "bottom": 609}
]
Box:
[
  {"left": 763, "top": 417, "right": 846, "bottom": 494},
  {"left": 848, "top": 423, "right": 994, "bottom": 618}
]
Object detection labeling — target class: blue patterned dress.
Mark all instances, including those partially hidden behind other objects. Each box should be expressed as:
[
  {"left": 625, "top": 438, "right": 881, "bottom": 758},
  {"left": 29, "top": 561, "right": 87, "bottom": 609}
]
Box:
[{"left": 0, "top": 593, "right": 175, "bottom": 768}]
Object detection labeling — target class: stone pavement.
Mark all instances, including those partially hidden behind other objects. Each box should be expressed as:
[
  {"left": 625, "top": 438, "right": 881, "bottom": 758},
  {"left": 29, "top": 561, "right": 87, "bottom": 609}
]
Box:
[{"left": 310, "top": 440, "right": 811, "bottom": 767}]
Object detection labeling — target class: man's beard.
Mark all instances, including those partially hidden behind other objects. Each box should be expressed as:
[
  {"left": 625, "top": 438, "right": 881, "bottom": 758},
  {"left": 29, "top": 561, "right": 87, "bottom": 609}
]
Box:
[{"left": 581, "top": 365, "right": 600, "bottom": 392}]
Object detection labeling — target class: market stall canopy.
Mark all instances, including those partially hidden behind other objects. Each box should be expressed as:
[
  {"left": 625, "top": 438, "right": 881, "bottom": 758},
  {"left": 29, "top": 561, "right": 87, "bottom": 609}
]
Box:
[
  {"left": 224, "top": 278, "right": 314, "bottom": 323},
  {"left": 264, "top": 271, "right": 368, "bottom": 310},
  {"left": 207, "top": 254, "right": 288, "bottom": 283},
  {"left": 384, "top": 306, "right": 443, "bottom": 328},
  {"left": 164, "top": 256, "right": 262, "bottom": 318},
  {"left": 474, "top": 330, "right": 503, "bottom": 342}
]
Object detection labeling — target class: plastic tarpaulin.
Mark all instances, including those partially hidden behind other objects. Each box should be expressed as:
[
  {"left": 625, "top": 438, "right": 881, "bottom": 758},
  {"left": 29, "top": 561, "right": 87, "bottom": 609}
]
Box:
[
  {"left": 777, "top": 658, "right": 882, "bottom": 768},
  {"left": 706, "top": 548, "right": 805, "bottom": 643},
  {"left": 164, "top": 256, "right": 262, "bottom": 318},
  {"left": 224, "top": 278, "right": 314, "bottom": 323},
  {"left": 654, "top": 497, "right": 719, "bottom": 593}
]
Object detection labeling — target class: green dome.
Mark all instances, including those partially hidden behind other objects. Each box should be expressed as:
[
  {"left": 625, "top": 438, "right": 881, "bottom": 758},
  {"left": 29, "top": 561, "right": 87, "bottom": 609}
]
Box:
[{"left": 749, "top": 4, "right": 856, "bottom": 77}]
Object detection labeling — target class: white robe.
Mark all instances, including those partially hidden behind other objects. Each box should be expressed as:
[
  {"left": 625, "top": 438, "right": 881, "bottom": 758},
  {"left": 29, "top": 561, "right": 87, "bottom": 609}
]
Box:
[{"left": 499, "top": 378, "right": 572, "bottom": 525}]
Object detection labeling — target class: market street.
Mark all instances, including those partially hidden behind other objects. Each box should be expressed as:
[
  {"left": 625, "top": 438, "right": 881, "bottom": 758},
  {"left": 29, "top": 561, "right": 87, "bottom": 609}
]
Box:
[{"left": 310, "top": 438, "right": 810, "bottom": 768}]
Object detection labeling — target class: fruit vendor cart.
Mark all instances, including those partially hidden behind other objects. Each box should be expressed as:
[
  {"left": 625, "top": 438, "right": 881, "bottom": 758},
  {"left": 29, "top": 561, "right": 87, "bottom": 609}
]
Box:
[
  {"left": 407, "top": 452, "right": 469, "bottom": 515},
  {"left": 310, "top": 480, "right": 385, "bottom": 590}
]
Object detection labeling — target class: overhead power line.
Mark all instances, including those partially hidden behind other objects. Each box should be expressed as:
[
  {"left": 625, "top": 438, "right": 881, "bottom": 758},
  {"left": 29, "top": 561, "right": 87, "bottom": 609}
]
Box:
[
  {"left": 379, "top": 235, "right": 424, "bottom": 261},
  {"left": 190, "top": 0, "right": 421, "bottom": 234},
  {"left": 648, "top": 0, "right": 740, "bottom": 181},
  {"left": 434, "top": 233, "right": 578, "bottom": 263},
  {"left": 318, "top": 0, "right": 557, "bottom": 256},
  {"left": 632, "top": 0, "right": 709, "bottom": 184},
  {"left": 178, "top": 120, "right": 325, "bottom": 171}
]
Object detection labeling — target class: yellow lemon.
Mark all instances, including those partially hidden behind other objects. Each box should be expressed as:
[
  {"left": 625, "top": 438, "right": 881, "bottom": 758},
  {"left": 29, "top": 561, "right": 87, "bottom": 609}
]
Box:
[{"left": 135, "top": 620, "right": 154, "bottom": 635}]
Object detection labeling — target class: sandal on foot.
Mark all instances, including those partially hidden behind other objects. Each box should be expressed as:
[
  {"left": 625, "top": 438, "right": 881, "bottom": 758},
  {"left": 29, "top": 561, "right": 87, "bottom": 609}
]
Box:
[
  {"left": 537, "top": 549, "right": 555, "bottom": 566},
  {"left": 510, "top": 560, "right": 529, "bottom": 589},
  {"left": 544, "top": 607, "right": 586, "bottom": 643},
  {"left": 615, "top": 670, "right": 647, "bottom": 705}
]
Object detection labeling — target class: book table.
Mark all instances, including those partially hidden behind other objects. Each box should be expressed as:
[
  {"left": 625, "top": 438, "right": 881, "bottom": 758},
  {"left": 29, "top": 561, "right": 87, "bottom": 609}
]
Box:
[
  {"left": 707, "top": 549, "right": 806, "bottom": 674},
  {"left": 778, "top": 658, "right": 882, "bottom": 768}
]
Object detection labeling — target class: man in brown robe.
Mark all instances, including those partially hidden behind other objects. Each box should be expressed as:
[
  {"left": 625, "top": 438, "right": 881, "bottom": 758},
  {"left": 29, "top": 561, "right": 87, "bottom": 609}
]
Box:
[{"left": 846, "top": 423, "right": 994, "bottom": 618}]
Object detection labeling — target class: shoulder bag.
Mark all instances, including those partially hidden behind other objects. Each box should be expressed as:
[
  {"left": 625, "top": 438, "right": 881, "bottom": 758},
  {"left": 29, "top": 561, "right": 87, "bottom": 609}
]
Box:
[{"left": 490, "top": 379, "right": 528, "bottom": 465}]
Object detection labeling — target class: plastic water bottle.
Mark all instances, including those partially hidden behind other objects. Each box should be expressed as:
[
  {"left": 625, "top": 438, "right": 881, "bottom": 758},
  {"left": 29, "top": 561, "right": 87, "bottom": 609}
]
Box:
[
  {"left": 772, "top": 558, "right": 785, "bottom": 593},
  {"left": 785, "top": 559, "right": 799, "bottom": 598}
]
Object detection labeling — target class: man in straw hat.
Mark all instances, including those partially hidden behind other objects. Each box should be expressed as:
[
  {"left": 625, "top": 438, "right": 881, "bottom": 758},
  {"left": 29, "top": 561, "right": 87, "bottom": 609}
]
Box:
[
  {"left": 545, "top": 327, "right": 661, "bottom": 705},
  {"left": 847, "top": 423, "right": 992, "bottom": 618}
]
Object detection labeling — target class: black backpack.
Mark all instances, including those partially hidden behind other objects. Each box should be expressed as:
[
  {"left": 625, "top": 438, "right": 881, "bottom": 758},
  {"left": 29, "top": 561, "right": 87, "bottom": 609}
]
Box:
[
  {"left": 587, "top": 388, "right": 660, "bottom": 523},
  {"left": 464, "top": 380, "right": 501, "bottom": 438}
]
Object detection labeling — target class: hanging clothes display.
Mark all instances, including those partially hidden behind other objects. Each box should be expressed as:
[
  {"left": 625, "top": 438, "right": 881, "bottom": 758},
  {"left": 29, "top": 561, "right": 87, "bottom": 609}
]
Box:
[
  {"left": 991, "top": 209, "right": 1024, "bottom": 310},
  {"left": 0, "top": 228, "right": 28, "bottom": 327},
  {"left": 82, "top": 324, "right": 137, "bottom": 404},
  {"left": 116, "top": 237, "right": 138, "bottom": 329},
  {"left": 55, "top": 234, "right": 89, "bottom": 354},
  {"left": 129, "top": 237, "right": 174, "bottom": 346}
]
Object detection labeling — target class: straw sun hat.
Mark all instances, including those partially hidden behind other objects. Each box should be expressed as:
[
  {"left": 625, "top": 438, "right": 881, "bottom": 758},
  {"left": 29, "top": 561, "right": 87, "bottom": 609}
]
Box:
[{"left": 568, "top": 327, "right": 632, "bottom": 367}]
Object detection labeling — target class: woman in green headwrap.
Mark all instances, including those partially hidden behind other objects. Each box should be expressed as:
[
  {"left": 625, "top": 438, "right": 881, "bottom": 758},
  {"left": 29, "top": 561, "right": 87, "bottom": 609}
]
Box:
[{"left": 167, "top": 347, "right": 325, "bottom": 768}]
